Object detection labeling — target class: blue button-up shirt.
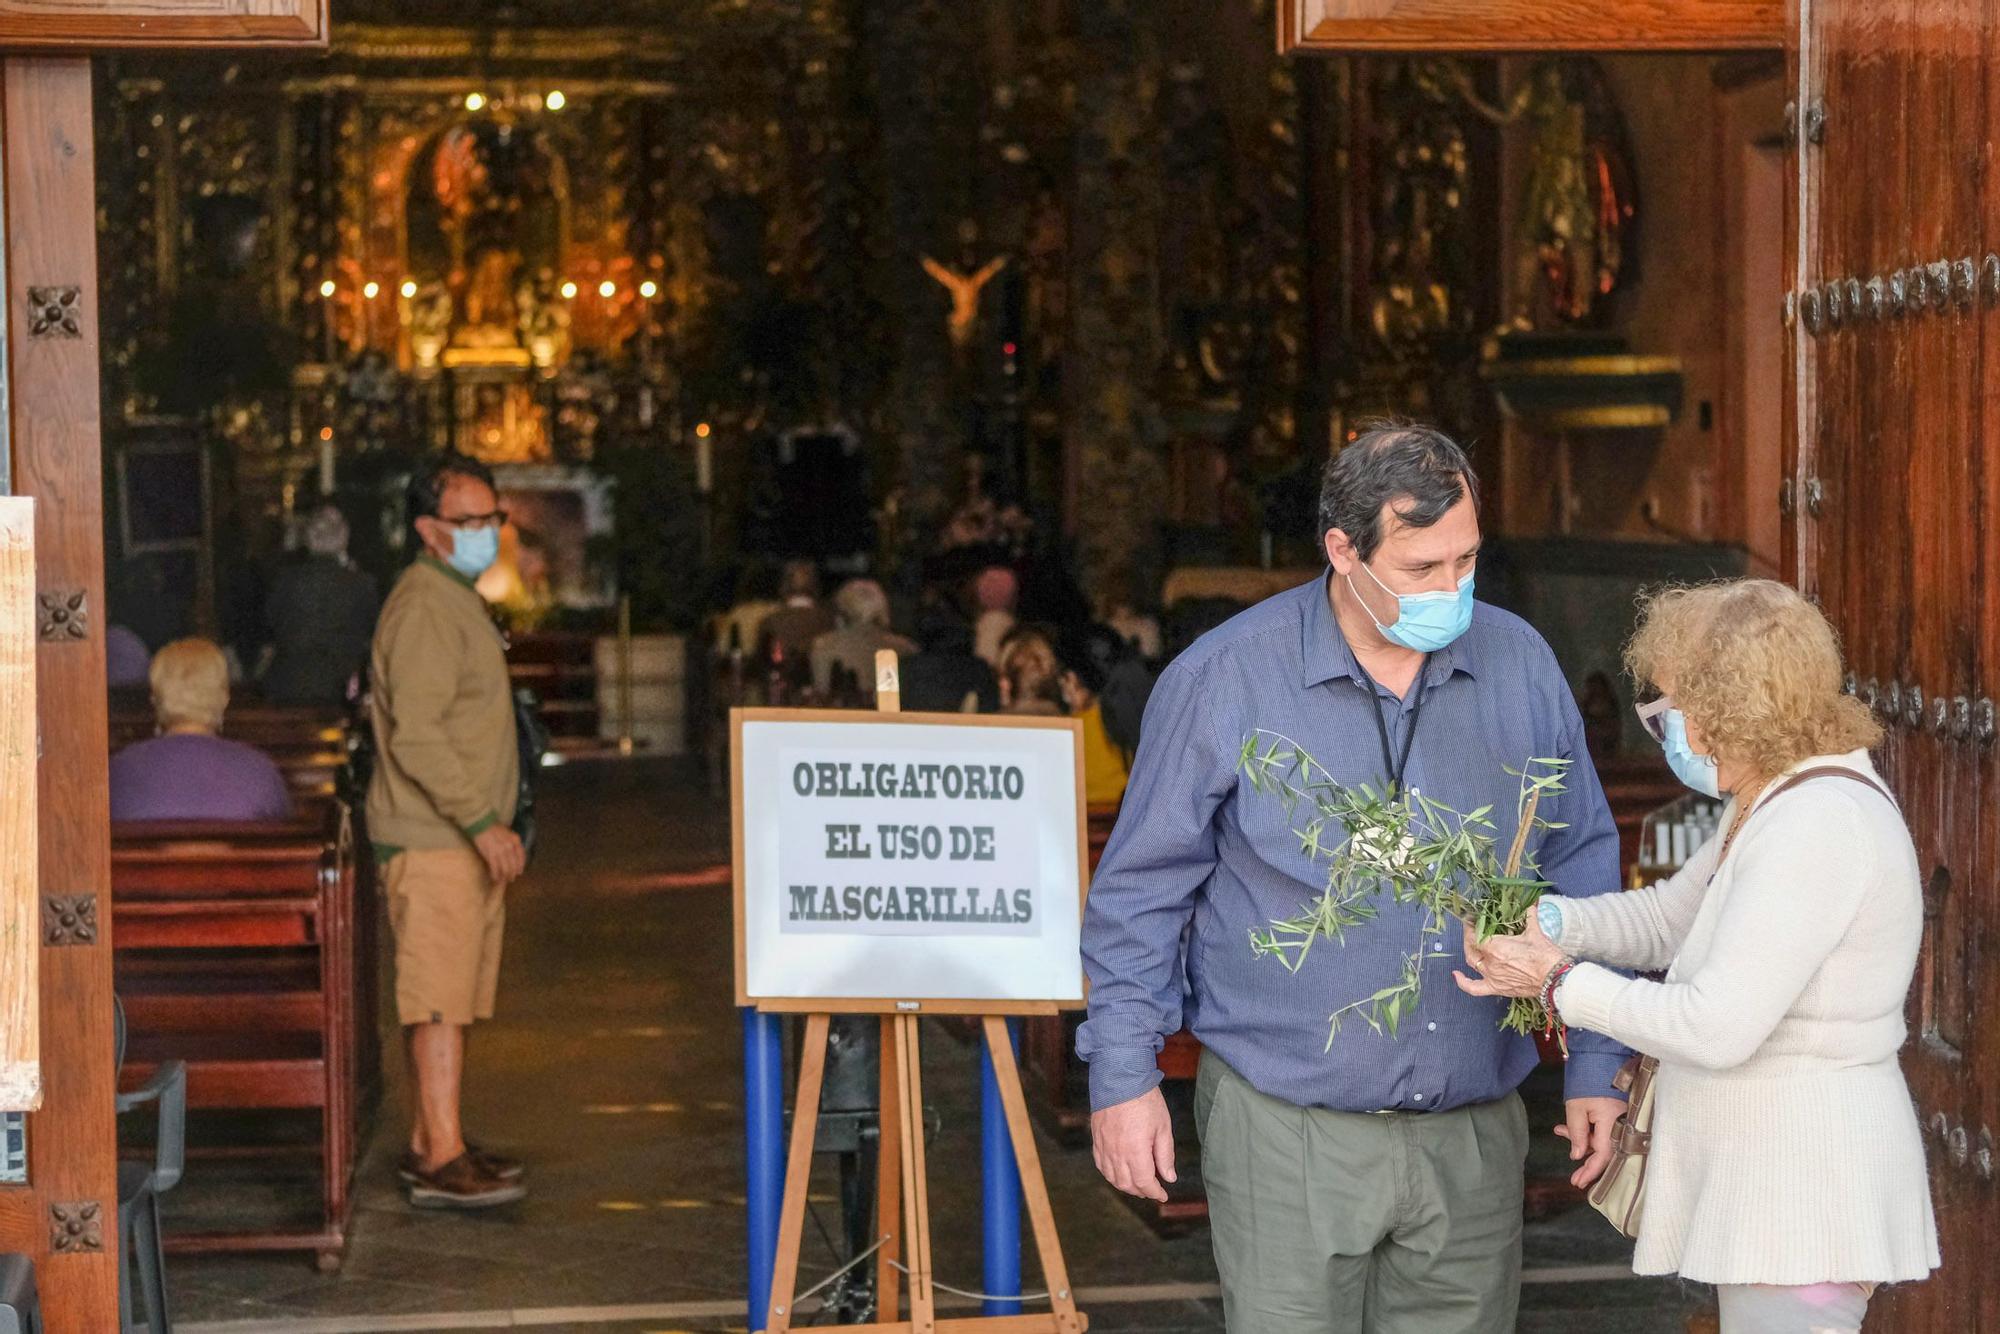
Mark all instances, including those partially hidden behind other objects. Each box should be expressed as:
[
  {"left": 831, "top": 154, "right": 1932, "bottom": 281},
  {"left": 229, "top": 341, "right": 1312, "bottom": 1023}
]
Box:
[{"left": 1077, "top": 574, "right": 1629, "bottom": 1113}]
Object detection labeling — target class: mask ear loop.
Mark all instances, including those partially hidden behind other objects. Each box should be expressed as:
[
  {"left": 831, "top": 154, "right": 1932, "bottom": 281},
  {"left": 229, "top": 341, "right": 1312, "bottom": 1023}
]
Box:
[{"left": 1344, "top": 556, "right": 1408, "bottom": 644}]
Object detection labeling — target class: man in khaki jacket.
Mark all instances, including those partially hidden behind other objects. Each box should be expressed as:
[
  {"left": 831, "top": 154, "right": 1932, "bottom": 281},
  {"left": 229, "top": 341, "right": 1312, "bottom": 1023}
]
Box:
[{"left": 369, "top": 452, "right": 527, "bottom": 1209}]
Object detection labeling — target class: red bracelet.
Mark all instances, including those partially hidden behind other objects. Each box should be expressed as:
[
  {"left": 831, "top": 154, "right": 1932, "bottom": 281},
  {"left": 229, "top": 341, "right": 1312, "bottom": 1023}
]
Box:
[{"left": 1540, "top": 957, "right": 1579, "bottom": 1057}]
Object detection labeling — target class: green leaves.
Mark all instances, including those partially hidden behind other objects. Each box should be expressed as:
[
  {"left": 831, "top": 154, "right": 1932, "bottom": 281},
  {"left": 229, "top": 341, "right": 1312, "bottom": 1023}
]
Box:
[{"left": 1239, "top": 730, "right": 1571, "bottom": 1047}]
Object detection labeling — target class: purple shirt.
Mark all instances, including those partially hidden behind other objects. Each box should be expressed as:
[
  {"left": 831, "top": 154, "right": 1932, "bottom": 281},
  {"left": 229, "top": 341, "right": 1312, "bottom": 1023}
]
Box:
[{"left": 109, "top": 733, "right": 295, "bottom": 824}]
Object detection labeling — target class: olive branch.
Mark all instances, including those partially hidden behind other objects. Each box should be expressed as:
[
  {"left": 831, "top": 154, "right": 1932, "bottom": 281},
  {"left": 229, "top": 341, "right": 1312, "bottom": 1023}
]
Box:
[{"left": 1237, "top": 729, "right": 1570, "bottom": 1049}]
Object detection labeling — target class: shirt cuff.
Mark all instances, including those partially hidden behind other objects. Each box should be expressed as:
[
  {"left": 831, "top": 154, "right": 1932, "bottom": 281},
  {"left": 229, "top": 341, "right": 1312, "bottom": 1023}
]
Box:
[
  {"left": 1561, "top": 1045, "right": 1628, "bottom": 1103},
  {"left": 1085, "top": 1044, "right": 1166, "bottom": 1112},
  {"left": 461, "top": 811, "right": 499, "bottom": 838}
]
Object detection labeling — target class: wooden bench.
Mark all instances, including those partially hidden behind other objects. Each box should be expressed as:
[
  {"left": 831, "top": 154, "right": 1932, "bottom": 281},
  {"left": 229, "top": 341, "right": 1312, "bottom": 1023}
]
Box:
[
  {"left": 108, "top": 704, "right": 355, "bottom": 810},
  {"left": 111, "top": 813, "right": 361, "bottom": 1270}
]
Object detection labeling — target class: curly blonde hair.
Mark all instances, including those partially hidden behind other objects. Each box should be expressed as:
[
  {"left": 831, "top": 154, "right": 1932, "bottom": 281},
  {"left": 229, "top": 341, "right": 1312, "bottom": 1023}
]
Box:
[{"left": 1624, "top": 579, "right": 1880, "bottom": 779}]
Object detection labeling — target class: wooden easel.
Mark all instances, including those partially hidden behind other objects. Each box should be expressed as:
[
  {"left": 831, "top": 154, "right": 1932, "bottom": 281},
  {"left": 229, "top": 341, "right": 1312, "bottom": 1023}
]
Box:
[{"left": 759, "top": 651, "right": 1087, "bottom": 1334}]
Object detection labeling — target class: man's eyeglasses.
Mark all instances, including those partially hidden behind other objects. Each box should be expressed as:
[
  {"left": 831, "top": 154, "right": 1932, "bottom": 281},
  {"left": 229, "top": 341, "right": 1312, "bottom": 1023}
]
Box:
[
  {"left": 437, "top": 509, "right": 508, "bottom": 531},
  {"left": 1635, "top": 695, "right": 1674, "bottom": 744}
]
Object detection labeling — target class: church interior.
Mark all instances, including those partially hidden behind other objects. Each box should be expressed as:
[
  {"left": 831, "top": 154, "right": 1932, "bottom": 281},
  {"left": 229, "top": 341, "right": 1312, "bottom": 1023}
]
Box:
[{"left": 3, "top": 0, "right": 1989, "bottom": 1331}]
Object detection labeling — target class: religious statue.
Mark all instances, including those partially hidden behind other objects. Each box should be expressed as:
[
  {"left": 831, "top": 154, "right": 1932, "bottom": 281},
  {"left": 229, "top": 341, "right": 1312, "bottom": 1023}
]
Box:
[
  {"left": 515, "top": 267, "right": 569, "bottom": 369},
  {"left": 458, "top": 247, "right": 522, "bottom": 349},
  {"left": 1429, "top": 58, "right": 1637, "bottom": 328},
  {"left": 407, "top": 282, "right": 453, "bottom": 369},
  {"left": 921, "top": 224, "right": 1009, "bottom": 352}
]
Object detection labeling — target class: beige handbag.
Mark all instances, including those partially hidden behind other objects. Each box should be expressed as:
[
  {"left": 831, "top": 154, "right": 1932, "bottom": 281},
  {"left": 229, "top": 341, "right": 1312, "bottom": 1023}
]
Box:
[
  {"left": 1586, "top": 1052, "right": 1657, "bottom": 1238},
  {"left": 1580, "top": 764, "right": 1893, "bottom": 1240}
]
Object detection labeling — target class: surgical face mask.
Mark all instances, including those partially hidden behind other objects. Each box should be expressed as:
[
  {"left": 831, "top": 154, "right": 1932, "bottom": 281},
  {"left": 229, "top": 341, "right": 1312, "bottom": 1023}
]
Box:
[
  {"left": 1659, "top": 707, "right": 1721, "bottom": 798},
  {"left": 1348, "top": 559, "right": 1475, "bottom": 654},
  {"left": 445, "top": 523, "right": 499, "bottom": 580}
]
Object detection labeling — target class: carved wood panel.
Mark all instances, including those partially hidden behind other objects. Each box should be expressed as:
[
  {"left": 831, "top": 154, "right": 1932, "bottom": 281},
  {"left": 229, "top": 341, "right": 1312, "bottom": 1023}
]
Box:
[
  {"left": 1280, "top": 0, "right": 1782, "bottom": 53},
  {"left": 0, "top": 0, "right": 324, "bottom": 49},
  {"left": 0, "top": 55, "right": 122, "bottom": 1332},
  {"left": 1786, "top": 0, "right": 1995, "bottom": 1326}
]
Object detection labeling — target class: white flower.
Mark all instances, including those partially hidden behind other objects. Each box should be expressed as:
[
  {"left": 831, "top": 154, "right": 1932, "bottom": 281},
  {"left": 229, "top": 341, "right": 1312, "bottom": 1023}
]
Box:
[{"left": 1348, "top": 823, "right": 1420, "bottom": 875}]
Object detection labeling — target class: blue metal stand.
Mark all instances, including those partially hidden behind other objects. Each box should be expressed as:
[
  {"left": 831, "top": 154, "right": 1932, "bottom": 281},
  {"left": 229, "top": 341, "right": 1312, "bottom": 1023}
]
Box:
[
  {"left": 743, "top": 1007, "right": 786, "bottom": 1332},
  {"left": 980, "top": 1017, "right": 1023, "bottom": 1315}
]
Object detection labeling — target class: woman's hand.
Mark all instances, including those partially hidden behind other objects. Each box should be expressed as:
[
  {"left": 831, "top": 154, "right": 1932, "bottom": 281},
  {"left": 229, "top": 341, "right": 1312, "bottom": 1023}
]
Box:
[{"left": 1453, "top": 906, "right": 1568, "bottom": 1000}]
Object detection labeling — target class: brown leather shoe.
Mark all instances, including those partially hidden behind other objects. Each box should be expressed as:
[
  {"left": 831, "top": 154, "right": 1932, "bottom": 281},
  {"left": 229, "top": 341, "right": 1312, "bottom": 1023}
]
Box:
[
  {"left": 407, "top": 1153, "right": 527, "bottom": 1210},
  {"left": 399, "top": 1140, "right": 524, "bottom": 1185}
]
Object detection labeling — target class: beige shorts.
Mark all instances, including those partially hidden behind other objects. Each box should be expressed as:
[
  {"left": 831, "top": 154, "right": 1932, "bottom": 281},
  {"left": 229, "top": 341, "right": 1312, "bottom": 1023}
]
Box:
[{"left": 384, "top": 846, "right": 505, "bottom": 1027}]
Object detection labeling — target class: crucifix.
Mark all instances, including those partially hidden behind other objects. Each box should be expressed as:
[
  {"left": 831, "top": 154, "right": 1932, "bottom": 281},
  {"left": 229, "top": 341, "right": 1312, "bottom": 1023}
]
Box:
[{"left": 920, "top": 253, "right": 1008, "bottom": 349}]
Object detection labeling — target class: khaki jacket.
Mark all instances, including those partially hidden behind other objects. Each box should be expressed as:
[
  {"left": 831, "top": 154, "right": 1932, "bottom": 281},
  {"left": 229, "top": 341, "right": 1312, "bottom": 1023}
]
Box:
[{"left": 366, "top": 558, "right": 518, "bottom": 851}]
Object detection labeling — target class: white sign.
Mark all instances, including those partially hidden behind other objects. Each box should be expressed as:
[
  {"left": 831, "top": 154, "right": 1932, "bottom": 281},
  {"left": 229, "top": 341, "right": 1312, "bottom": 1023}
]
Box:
[{"left": 735, "top": 713, "right": 1086, "bottom": 1009}]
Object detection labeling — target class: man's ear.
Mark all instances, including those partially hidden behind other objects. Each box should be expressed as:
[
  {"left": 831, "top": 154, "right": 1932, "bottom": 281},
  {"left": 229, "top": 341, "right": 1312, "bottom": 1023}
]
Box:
[{"left": 1324, "top": 528, "right": 1358, "bottom": 576}]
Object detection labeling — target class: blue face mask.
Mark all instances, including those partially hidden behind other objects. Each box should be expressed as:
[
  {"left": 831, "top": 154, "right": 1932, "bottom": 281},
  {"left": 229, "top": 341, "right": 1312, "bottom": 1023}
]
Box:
[
  {"left": 445, "top": 524, "right": 499, "bottom": 580},
  {"left": 1349, "top": 560, "right": 1475, "bottom": 654},
  {"left": 1661, "top": 708, "right": 1722, "bottom": 798}
]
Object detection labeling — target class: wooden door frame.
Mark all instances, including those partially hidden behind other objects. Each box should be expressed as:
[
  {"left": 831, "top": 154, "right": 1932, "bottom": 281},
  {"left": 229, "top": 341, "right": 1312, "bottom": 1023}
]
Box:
[
  {"left": 0, "top": 11, "right": 326, "bottom": 1327},
  {"left": 0, "top": 57, "right": 122, "bottom": 1331}
]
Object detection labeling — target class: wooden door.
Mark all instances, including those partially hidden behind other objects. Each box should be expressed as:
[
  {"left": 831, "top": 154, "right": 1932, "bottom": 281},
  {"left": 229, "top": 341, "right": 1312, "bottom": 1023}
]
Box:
[
  {"left": 1786, "top": 0, "right": 1995, "bottom": 1326},
  {"left": 0, "top": 11, "right": 325, "bottom": 1330}
]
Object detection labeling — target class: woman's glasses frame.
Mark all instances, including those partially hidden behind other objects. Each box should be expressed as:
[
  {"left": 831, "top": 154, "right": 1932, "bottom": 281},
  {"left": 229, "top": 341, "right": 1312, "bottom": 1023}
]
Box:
[{"left": 1635, "top": 695, "right": 1674, "bottom": 745}]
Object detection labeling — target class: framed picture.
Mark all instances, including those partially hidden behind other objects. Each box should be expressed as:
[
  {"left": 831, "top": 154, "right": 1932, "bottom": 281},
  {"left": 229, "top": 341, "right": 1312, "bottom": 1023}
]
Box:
[{"left": 115, "top": 427, "right": 211, "bottom": 558}]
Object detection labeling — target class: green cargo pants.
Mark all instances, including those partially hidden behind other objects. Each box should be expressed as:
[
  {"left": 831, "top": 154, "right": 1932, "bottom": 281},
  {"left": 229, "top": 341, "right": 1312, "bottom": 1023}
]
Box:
[{"left": 1195, "top": 1050, "right": 1528, "bottom": 1334}]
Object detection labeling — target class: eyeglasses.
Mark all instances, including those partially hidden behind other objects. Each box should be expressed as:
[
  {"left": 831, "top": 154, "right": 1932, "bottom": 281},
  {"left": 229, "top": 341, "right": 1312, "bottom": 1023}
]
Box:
[
  {"left": 437, "top": 509, "right": 508, "bottom": 530},
  {"left": 1635, "top": 695, "right": 1674, "bottom": 744}
]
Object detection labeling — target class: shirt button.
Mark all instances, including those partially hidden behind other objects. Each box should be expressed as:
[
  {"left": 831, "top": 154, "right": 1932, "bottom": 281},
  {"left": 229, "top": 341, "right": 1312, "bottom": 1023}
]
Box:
[
  {"left": 1427, "top": 1022, "right": 1437, "bottom": 1032},
  {"left": 1413, "top": 1093, "right": 1425, "bottom": 1103}
]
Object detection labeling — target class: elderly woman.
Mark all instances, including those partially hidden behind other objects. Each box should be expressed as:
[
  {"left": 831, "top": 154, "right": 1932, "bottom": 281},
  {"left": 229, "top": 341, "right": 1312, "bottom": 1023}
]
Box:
[
  {"left": 1455, "top": 580, "right": 1937, "bottom": 1333},
  {"left": 110, "top": 637, "right": 294, "bottom": 823},
  {"left": 809, "top": 578, "right": 916, "bottom": 701}
]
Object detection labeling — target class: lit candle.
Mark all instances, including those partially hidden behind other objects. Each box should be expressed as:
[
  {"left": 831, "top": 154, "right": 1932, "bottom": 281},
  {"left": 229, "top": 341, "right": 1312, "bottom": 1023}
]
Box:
[
  {"left": 318, "top": 438, "right": 336, "bottom": 495},
  {"left": 695, "top": 435, "right": 712, "bottom": 494}
]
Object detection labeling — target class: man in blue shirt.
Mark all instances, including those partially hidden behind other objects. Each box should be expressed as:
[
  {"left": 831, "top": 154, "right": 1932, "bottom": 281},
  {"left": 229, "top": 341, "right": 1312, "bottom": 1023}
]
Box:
[{"left": 1078, "top": 424, "right": 1628, "bottom": 1333}]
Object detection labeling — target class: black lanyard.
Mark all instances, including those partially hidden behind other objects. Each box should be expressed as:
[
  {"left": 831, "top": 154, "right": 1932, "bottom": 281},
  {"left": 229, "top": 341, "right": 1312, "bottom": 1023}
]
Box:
[{"left": 1349, "top": 655, "right": 1427, "bottom": 794}]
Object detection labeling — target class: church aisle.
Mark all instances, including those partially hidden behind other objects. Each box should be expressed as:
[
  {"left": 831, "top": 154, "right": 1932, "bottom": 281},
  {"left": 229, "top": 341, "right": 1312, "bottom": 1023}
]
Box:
[{"left": 163, "top": 758, "right": 1703, "bottom": 1333}]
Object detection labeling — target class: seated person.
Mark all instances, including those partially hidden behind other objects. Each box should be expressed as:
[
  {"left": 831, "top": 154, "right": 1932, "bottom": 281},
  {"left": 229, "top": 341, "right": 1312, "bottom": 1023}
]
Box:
[
  {"left": 1058, "top": 623, "right": 1133, "bottom": 806},
  {"left": 997, "top": 627, "right": 1063, "bottom": 716},
  {"left": 810, "top": 579, "right": 917, "bottom": 700},
  {"left": 263, "top": 505, "right": 380, "bottom": 708},
  {"left": 758, "top": 560, "right": 837, "bottom": 665},
  {"left": 110, "top": 638, "right": 295, "bottom": 824},
  {"left": 900, "top": 608, "right": 1000, "bottom": 714},
  {"left": 106, "top": 624, "right": 151, "bottom": 690}
]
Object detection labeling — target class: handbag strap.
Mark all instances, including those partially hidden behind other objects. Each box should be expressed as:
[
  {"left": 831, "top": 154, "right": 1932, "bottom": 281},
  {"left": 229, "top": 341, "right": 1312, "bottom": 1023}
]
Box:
[{"left": 1712, "top": 763, "right": 1894, "bottom": 875}]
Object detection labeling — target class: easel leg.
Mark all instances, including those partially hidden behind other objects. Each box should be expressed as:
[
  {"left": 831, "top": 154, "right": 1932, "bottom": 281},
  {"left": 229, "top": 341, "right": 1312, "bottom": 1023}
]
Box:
[
  {"left": 895, "top": 1014, "right": 936, "bottom": 1334},
  {"left": 983, "top": 1016, "right": 1084, "bottom": 1334},
  {"left": 764, "top": 1013, "right": 831, "bottom": 1334},
  {"left": 876, "top": 1014, "right": 903, "bottom": 1321}
]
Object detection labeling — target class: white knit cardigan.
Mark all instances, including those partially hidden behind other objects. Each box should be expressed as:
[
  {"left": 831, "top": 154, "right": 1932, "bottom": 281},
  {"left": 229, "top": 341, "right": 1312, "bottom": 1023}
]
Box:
[{"left": 1548, "top": 749, "right": 1940, "bottom": 1286}]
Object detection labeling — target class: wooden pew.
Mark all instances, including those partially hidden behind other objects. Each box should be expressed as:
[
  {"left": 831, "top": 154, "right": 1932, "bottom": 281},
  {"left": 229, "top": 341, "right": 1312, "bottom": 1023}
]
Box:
[
  {"left": 108, "top": 704, "right": 355, "bottom": 814},
  {"left": 111, "top": 813, "right": 360, "bottom": 1270}
]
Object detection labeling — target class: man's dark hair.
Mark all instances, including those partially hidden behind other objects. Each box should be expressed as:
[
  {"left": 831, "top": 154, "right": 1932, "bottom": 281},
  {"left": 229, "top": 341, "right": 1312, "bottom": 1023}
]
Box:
[
  {"left": 1316, "top": 421, "right": 1479, "bottom": 561},
  {"left": 405, "top": 452, "right": 496, "bottom": 529}
]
